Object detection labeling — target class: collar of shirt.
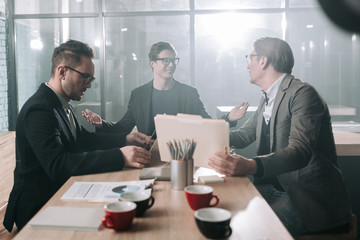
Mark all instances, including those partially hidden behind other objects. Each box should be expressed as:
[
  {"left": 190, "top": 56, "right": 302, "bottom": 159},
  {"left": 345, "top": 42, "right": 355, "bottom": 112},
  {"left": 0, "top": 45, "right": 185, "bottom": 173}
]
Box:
[
  {"left": 45, "top": 82, "right": 71, "bottom": 111},
  {"left": 45, "top": 83, "right": 77, "bottom": 139},
  {"left": 262, "top": 73, "right": 287, "bottom": 124}
]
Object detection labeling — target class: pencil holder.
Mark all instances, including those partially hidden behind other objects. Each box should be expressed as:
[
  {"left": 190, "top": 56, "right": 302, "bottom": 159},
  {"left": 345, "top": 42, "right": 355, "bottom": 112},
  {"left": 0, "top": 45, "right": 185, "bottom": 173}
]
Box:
[
  {"left": 171, "top": 159, "right": 187, "bottom": 190},
  {"left": 187, "top": 158, "right": 194, "bottom": 186}
]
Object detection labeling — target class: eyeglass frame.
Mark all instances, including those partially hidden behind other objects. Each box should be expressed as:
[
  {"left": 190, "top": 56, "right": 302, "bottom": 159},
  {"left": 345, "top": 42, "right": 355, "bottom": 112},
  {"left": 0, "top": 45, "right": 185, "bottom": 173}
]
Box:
[
  {"left": 154, "top": 57, "right": 180, "bottom": 66},
  {"left": 245, "top": 54, "right": 258, "bottom": 64},
  {"left": 64, "top": 66, "right": 96, "bottom": 85}
]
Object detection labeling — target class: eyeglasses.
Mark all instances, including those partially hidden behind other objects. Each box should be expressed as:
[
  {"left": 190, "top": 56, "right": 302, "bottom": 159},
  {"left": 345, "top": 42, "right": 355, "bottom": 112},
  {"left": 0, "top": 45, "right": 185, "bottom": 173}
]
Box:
[
  {"left": 64, "top": 66, "right": 95, "bottom": 85},
  {"left": 245, "top": 54, "right": 258, "bottom": 64},
  {"left": 154, "top": 57, "right": 180, "bottom": 66}
]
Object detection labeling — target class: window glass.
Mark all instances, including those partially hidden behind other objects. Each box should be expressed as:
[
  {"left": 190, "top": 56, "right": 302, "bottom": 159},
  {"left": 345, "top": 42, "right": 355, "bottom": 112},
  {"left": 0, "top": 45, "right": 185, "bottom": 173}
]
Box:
[
  {"left": 104, "top": 0, "right": 189, "bottom": 12},
  {"left": 15, "top": 0, "right": 98, "bottom": 14},
  {"left": 288, "top": 8, "right": 360, "bottom": 121},
  {"left": 195, "top": 0, "right": 284, "bottom": 10},
  {"left": 104, "top": 15, "right": 190, "bottom": 121},
  {"left": 195, "top": 12, "right": 284, "bottom": 117},
  {"left": 0, "top": 0, "right": 5, "bottom": 13},
  {"left": 12, "top": 1, "right": 360, "bottom": 130},
  {"left": 289, "top": 0, "right": 319, "bottom": 8},
  {"left": 15, "top": 18, "right": 100, "bottom": 121}
]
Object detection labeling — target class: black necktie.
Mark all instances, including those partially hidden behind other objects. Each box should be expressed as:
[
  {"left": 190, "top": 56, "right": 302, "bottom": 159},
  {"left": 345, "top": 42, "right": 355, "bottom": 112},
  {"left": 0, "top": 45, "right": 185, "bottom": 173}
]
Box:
[{"left": 262, "top": 91, "right": 269, "bottom": 106}]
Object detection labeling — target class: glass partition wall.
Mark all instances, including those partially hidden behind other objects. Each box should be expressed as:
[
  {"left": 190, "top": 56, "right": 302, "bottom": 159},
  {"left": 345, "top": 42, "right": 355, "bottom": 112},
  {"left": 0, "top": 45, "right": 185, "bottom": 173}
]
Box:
[{"left": 11, "top": 0, "right": 360, "bottom": 132}]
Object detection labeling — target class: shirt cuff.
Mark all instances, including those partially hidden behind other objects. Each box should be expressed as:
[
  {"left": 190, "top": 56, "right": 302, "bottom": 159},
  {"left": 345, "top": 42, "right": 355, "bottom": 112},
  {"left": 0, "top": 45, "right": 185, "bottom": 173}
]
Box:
[{"left": 223, "top": 113, "right": 237, "bottom": 128}]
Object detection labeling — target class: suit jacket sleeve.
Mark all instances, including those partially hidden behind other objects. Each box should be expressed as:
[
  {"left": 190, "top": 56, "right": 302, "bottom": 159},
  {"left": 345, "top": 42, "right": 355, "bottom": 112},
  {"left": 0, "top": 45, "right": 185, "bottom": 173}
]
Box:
[
  {"left": 184, "top": 86, "right": 212, "bottom": 119},
  {"left": 180, "top": 84, "right": 237, "bottom": 126},
  {"left": 229, "top": 108, "right": 258, "bottom": 148},
  {"left": 115, "top": 91, "right": 137, "bottom": 133},
  {"left": 24, "top": 103, "right": 125, "bottom": 182},
  {"left": 100, "top": 89, "right": 137, "bottom": 134}
]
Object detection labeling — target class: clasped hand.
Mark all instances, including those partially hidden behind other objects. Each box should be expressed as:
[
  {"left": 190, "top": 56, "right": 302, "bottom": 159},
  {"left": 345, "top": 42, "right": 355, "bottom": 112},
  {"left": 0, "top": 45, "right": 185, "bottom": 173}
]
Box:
[{"left": 122, "top": 132, "right": 154, "bottom": 168}]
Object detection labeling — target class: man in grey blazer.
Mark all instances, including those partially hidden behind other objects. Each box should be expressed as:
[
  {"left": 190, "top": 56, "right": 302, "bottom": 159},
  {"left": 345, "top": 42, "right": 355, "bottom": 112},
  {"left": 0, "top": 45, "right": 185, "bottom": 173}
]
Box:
[
  {"left": 4, "top": 40, "right": 152, "bottom": 232},
  {"left": 209, "top": 37, "right": 352, "bottom": 236}
]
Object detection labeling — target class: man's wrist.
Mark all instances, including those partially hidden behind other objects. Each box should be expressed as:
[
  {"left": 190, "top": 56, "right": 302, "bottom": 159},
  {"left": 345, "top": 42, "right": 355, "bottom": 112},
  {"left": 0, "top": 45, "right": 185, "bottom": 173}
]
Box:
[
  {"left": 227, "top": 112, "right": 234, "bottom": 122},
  {"left": 95, "top": 120, "right": 104, "bottom": 128},
  {"left": 248, "top": 158, "right": 258, "bottom": 175},
  {"left": 224, "top": 112, "right": 236, "bottom": 123},
  {"left": 252, "top": 157, "right": 264, "bottom": 177}
]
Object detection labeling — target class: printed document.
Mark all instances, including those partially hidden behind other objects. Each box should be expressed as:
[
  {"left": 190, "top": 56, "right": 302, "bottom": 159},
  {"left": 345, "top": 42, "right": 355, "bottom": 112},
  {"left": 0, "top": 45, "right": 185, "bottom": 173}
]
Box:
[{"left": 61, "top": 179, "right": 154, "bottom": 202}]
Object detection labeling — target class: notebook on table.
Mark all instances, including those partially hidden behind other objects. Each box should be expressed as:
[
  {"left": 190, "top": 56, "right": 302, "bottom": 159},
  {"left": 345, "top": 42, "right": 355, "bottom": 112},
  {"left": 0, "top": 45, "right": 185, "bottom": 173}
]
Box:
[{"left": 28, "top": 206, "right": 104, "bottom": 231}]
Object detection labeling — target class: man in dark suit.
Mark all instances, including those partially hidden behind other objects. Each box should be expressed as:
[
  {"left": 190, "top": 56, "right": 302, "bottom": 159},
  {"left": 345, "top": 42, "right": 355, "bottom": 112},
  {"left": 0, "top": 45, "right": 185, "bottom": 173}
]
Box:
[
  {"left": 4, "top": 40, "right": 151, "bottom": 232},
  {"left": 82, "top": 41, "right": 247, "bottom": 136},
  {"left": 208, "top": 37, "right": 352, "bottom": 236}
]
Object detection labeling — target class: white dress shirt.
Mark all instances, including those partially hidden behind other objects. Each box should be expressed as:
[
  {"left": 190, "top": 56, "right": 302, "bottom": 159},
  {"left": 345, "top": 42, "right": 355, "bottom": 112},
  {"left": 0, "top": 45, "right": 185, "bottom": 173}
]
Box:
[{"left": 263, "top": 73, "right": 286, "bottom": 125}]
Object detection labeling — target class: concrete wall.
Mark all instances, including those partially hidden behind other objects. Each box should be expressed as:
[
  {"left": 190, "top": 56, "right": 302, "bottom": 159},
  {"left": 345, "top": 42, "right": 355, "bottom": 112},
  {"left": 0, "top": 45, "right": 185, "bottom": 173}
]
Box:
[{"left": 0, "top": 15, "right": 9, "bottom": 131}]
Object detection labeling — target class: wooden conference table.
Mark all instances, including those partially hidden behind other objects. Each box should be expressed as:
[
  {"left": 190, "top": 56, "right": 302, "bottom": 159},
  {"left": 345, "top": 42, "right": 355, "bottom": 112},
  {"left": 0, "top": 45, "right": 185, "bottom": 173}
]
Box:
[{"left": 14, "top": 168, "right": 293, "bottom": 240}]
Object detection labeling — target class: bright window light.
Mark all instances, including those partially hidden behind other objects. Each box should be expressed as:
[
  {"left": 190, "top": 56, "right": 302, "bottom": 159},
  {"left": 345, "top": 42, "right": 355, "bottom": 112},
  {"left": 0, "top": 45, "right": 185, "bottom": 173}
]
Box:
[
  {"left": 281, "top": 13, "right": 287, "bottom": 40},
  {"left": 30, "top": 39, "right": 43, "bottom": 50},
  {"left": 94, "top": 39, "right": 101, "bottom": 47},
  {"left": 309, "top": 40, "right": 314, "bottom": 49},
  {"left": 198, "top": 13, "right": 257, "bottom": 50}
]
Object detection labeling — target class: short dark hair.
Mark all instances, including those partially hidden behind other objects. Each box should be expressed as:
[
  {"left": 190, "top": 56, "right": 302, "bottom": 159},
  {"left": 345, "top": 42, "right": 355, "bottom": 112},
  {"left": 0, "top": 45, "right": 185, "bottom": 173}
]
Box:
[
  {"left": 148, "top": 41, "right": 177, "bottom": 62},
  {"left": 51, "top": 39, "right": 95, "bottom": 76},
  {"left": 253, "top": 37, "right": 294, "bottom": 74}
]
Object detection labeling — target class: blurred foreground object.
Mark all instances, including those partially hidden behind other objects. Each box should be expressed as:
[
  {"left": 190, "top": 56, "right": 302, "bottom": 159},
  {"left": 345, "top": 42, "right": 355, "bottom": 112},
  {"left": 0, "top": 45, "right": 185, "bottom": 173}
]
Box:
[{"left": 318, "top": 0, "right": 360, "bottom": 32}]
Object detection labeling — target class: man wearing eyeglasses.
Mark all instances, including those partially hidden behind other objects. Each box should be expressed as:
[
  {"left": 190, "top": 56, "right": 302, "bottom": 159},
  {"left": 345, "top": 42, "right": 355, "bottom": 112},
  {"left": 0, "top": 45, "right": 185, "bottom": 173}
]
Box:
[
  {"left": 82, "top": 41, "right": 247, "bottom": 138},
  {"left": 4, "top": 40, "right": 152, "bottom": 232},
  {"left": 209, "top": 37, "right": 352, "bottom": 236}
]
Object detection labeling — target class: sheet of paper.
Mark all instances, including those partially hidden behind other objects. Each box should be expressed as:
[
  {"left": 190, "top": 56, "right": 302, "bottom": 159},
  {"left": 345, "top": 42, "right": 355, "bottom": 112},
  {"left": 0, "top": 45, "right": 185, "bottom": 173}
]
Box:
[
  {"left": 61, "top": 179, "right": 154, "bottom": 202},
  {"left": 193, "top": 167, "right": 225, "bottom": 182},
  {"left": 148, "top": 139, "right": 165, "bottom": 167}
]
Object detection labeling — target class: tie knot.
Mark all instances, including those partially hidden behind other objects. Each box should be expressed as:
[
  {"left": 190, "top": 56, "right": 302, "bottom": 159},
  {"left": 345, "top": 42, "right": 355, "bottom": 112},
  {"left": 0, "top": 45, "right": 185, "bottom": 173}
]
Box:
[{"left": 262, "top": 91, "right": 269, "bottom": 106}]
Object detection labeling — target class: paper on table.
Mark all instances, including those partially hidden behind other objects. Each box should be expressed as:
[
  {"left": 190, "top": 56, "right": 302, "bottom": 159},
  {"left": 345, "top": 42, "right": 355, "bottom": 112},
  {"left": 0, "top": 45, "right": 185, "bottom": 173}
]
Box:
[
  {"left": 61, "top": 180, "right": 154, "bottom": 202},
  {"left": 28, "top": 206, "right": 104, "bottom": 231},
  {"left": 198, "top": 175, "right": 225, "bottom": 184},
  {"left": 193, "top": 167, "right": 225, "bottom": 182}
]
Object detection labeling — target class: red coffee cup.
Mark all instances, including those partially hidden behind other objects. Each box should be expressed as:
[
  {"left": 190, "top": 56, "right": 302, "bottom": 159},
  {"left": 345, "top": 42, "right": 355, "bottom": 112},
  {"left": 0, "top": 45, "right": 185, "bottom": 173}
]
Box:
[
  {"left": 184, "top": 185, "right": 219, "bottom": 210},
  {"left": 102, "top": 201, "right": 136, "bottom": 231}
]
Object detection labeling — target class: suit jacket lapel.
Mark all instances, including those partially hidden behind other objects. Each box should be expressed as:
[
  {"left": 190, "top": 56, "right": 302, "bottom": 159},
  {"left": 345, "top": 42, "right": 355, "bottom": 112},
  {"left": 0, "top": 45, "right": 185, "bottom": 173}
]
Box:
[
  {"left": 256, "top": 102, "right": 266, "bottom": 152},
  {"left": 269, "top": 74, "right": 292, "bottom": 151},
  {"left": 57, "top": 105, "right": 76, "bottom": 141},
  {"left": 141, "top": 80, "right": 154, "bottom": 134},
  {"left": 69, "top": 105, "right": 80, "bottom": 137},
  {"left": 43, "top": 85, "right": 76, "bottom": 141}
]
